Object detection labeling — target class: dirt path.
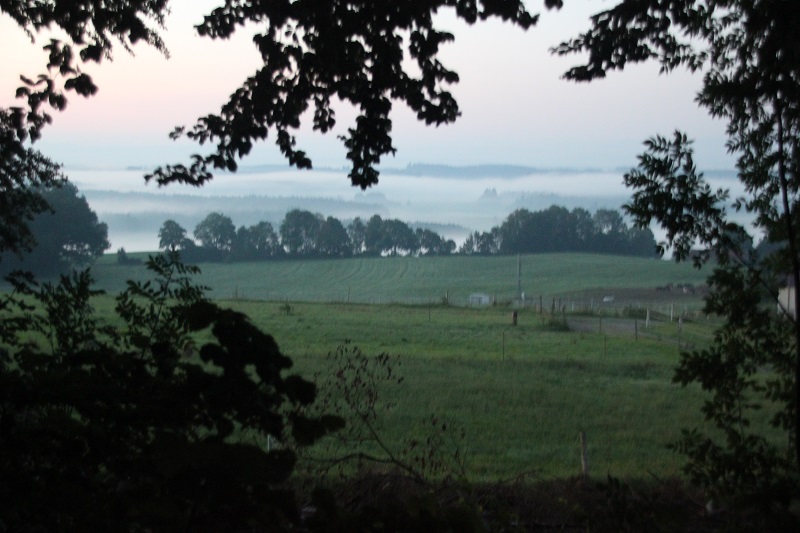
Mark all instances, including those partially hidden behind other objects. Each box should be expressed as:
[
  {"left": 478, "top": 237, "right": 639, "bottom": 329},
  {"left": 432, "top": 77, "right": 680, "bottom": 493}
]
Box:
[{"left": 565, "top": 315, "right": 671, "bottom": 342}]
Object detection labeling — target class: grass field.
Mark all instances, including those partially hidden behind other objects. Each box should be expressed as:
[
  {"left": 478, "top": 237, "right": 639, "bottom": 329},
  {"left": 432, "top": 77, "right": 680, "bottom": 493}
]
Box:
[
  {"left": 94, "top": 252, "right": 709, "bottom": 310},
  {"left": 215, "top": 299, "right": 723, "bottom": 481},
  {"left": 16, "top": 253, "right": 763, "bottom": 482}
]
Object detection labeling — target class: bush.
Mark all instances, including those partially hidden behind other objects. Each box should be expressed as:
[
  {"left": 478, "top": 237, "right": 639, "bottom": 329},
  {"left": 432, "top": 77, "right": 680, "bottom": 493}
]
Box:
[{"left": 0, "top": 252, "right": 341, "bottom": 530}]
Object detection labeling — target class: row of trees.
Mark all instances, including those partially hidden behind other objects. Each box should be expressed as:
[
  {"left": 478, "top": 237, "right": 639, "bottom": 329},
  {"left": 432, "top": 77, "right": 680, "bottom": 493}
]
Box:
[
  {"left": 158, "top": 206, "right": 655, "bottom": 262},
  {"left": 158, "top": 210, "right": 457, "bottom": 262},
  {"left": 462, "top": 205, "right": 656, "bottom": 256},
  {"left": 0, "top": 186, "right": 654, "bottom": 277}
]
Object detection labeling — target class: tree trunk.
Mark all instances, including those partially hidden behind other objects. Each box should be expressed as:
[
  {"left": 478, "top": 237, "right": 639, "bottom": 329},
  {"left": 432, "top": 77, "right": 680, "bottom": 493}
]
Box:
[{"left": 776, "top": 105, "right": 800, "bottom": 470}]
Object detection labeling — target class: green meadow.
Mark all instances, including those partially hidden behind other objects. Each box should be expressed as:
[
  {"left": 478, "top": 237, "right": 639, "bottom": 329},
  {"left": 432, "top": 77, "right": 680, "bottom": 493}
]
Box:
[
  {"left": 76, "top": 253, "right": 747, "bottom": 482},
  {"left": 229, "top": 300, "right": 714, "bottom": 481},
  {"left": 94, "top": 252, "right": 708, "bottom": 308}
]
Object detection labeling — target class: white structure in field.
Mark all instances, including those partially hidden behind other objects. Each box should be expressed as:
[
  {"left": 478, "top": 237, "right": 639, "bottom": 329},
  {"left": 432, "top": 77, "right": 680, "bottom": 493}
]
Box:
[{"left": 469, "top": 293, "right": 492, "bottom": 306}]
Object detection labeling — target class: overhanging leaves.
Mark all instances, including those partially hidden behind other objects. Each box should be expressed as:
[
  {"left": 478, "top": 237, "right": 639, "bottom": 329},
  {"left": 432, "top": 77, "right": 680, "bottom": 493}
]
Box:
[{"left": 146, "top": 0, "right": 544, "bottom": 189}]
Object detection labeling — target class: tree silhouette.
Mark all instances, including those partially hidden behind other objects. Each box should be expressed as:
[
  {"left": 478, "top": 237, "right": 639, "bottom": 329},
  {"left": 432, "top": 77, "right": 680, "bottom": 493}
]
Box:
[
  {"left": 416, "top": 228, "right": 456, "bottom": 256},
  {"left": 364, "top": 215, "right": 387, "bottom": 257},
  {"left": 0, "top": 114, "right": 65, "bottom": 255},
  {"left": 194, "top": 212, "right": 236, "bottom": 253},
  {"left": 233, "top": 221, "right": 282, "bottom": 261},
  {"left": 5, "top": 1, "right": 167, "bottom": 140},
  {"left": 383, "top": 219, "right": 419, "bottom": 256},
  {"left": 1, "top": 253, "right": 341, "bottom": 530},
  {"left": 317, "top": 216, "right": 351, "bottom": 258},
  {"left": 347, "top": 217, "right": 367, "bottom": 255},
  {"left": 1, "top": 1, "right": 564, "bottom": 193},
  {"left": 0, "top": 181, "right": 109, "bottom": 275},
  {"left": 280, "top": 209, "right": 323, "bottom": 257},
  {"left": 6, "top": 0, "right": 798, "bottom": 516},
  {"left": 489, "top": 206, "right": 653, "bottom": 256},
  {"left": 1, "top": 1, "right": 170, "bottom": 257},
  {"left": 558, "top": 0, "right": 800, "bottom": 502},
  {"left": 158, "top": 219, "right": 190, "bottom": 251},
  {"left": 143, "top": 1, "right": 556, "bottom": 189}
]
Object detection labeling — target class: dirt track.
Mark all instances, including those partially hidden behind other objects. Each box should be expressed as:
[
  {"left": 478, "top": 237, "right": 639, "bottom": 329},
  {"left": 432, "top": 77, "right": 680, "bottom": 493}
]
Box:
[{"left": 564, "top": 315, "right": 688, "bottom": 346}]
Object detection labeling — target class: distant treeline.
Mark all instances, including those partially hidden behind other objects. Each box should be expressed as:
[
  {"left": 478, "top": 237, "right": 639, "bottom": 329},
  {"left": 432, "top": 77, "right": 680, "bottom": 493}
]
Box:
[
  {"left": 461, "top": 205, "right": 657, "bottom": 257},
  {"left": 152, "top": 205, "right": 656, "bottom": 263}
]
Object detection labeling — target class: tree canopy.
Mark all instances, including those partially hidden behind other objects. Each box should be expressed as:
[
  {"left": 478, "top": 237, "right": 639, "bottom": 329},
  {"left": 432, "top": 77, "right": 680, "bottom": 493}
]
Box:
[
  {"left": 0, "top": 0, "right": 169, "bottom": 256},
  {"left": 5, "top": 0, "right": 168, "bottom": 144},
  {"left": 1, "top": 0, "right": 565, "bottom": 192},
  {"left": 0, "top": 114, "right": 64, "bottom": 255},
  {"left": 554, "top": 0, "right": 800, "bottom": 503},
  {"left": 233, "top": 220, "right": 282, "bottom": 261},
  {"left": 0, "top": 180, "right": 109, "bottom": 275},
  {"left": 145, "top": 0, "right": 552, "bottom": 189},
  {"left": 158, "top": 219, "right": 190, "bottom": 251},
  {"left": 194, "top": 211, "right": 236, "bottom": 252},
  {"left": 159, "top": 206, "right": 650, "bottom": 262},
  {"left": 462, "top": 206, "right": 655, "bottom": 257},
  {"left": 0, "top": 253, "right": 341, "bottom": 530},
  {"left": 280, "top": 209, "right": 323, "bottom": 257}
]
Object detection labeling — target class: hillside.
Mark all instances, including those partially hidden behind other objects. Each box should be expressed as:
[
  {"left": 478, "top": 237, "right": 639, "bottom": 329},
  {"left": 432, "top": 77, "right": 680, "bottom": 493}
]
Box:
[{"left": 93, "top": 252, "right": 709, "bottom": 308}]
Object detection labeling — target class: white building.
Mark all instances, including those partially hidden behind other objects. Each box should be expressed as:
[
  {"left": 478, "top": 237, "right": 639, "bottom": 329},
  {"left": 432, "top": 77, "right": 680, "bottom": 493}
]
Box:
[{"left": 779, "top": 277, "right": 796, "bottom": 318}]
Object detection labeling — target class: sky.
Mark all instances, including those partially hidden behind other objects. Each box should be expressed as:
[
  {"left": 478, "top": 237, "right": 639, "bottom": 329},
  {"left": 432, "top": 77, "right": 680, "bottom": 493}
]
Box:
[{"left": 0, "top": 1, "right": 735, "bottom": 181}]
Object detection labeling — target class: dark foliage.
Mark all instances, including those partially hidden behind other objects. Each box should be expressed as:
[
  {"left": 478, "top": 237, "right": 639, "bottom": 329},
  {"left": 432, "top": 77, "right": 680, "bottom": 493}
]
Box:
[
  {"left": 194, "top": 211, "right": 236, "bottom": 252},
  {"left": 0, "top": 180, "right": 109, "bottom": 276},
  {"left": 417, "top": 227, "right": 457, "bottom": 256},
  {"left": 0, "top": 252, "right": 341, "bottom": 531},
  {"left": 460, "top": 205, "right": 657, "bottom": 257},
  {"left": 557, "top": 0, "right": 800, "bottom": 506},
  {"left": 6, "top": 0, "right": 799, "bottom": 519},
  {"left": 158, "top": 219, "right": 191, "bottom": 252},
  {"left": 4, "top": 0, "right": 168, "bottom": 144},
  {"left": 280, "top": 209, "right": 324, "bottom": 257},
  {"left": 3, "top": 1, "right": 555, "bottom": 189},
  {"left": 116, "top": 247, "right": 143, "bottom": 265},
  {"left": 363, "top": 216, "right": 421, "bottom": 257},
  {"left": 144, "top": 1, "right": 555, "bottom": 189},
  {"left": 0, "top": 113, "right": 65, "bottom": 256},
  {"left": 317, "top": 216, "right": 352, "bottom": 258},
  {"left": 168, "top": 205, "right": 650, "bottom": 264},
  {"left": 232, "top": 220, "right": 283, "bottom": 261}
]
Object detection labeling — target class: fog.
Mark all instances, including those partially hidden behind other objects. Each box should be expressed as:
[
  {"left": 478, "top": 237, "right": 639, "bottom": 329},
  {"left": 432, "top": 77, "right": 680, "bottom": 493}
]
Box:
[{"left": 70, "top": 166, "right": 743, "bottom": 253}]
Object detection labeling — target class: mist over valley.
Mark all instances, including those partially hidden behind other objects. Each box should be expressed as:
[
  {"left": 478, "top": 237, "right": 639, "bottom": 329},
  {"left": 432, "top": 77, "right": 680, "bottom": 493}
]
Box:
[{"left": 74, "top": 164, "right": 740, "bottom": 252}]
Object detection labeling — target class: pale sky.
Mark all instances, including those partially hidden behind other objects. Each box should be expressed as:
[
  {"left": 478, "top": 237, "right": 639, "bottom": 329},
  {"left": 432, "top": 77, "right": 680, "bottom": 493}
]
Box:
[{"left": 1, "top": 1, "right": 734, "bottom": 178}]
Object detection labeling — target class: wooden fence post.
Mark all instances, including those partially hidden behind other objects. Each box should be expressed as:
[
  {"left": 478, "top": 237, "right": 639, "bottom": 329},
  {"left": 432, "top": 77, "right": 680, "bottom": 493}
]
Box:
[{"left": 580, "top": 431, "right": 589, "bottom": 479}]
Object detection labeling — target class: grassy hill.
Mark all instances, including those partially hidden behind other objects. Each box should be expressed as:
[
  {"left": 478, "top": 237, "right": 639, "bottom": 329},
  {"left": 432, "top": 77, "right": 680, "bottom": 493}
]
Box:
[{"left": 94, "top": 252, "right": 709, "bottom": 309}]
